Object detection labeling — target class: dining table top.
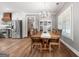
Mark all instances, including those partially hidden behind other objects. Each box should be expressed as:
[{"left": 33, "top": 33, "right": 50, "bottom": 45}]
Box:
[{"left": 31, "top": 32, "right": 60, "bottom": 39}]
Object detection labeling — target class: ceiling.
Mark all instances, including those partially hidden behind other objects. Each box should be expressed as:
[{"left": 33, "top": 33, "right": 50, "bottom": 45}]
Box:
[{"left": 0, "top": 2, "right": 66, "bottom": 14}]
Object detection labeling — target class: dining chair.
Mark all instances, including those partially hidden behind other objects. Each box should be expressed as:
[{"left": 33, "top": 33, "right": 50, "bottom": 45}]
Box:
[
  {"left": 31, "top": 37, "right": 42, "bottom": 52},
  {"left": 49, "top": 29, "right": 62, "bottom": 52},
  {"left": 49, "top": 38, "right": 60, "bottom": 52}
]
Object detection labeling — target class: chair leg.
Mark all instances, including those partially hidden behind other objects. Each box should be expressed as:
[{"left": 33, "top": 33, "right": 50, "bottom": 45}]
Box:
[
  {"left": 39, "top": 44, "right": 42, "bottom": 52},
  {"left": 49, "top": 44, "right": 52, "bottom": 52},
  {"left": 58, "top": 43, "right": 60, "bottom": 51},
  {"left": 30, "top": 45, "right": 32, "bottom": 53},
  {"left": 30, "top": 42, "right": 33, "bottom": 53}
]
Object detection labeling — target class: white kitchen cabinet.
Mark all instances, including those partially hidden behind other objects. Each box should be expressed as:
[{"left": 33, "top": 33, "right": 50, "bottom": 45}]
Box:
[{"left": 39, "top": 19, "right": 52, "bottom": 32}]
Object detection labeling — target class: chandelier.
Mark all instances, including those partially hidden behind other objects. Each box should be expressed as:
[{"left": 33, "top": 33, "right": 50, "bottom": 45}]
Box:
[{"left": 40, "top": 11, "right": 48, "bottom": 18}]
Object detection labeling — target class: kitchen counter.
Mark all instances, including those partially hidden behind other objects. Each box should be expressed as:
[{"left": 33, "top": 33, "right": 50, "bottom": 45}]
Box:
[
  {"left": 0, "top": 24, "right": 12, "bottom": 38},
  {"left": 0, "top": 25, "right": 11, "bottom": 29}
]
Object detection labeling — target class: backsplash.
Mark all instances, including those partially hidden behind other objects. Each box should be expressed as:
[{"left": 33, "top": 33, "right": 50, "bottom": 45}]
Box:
[
  {"left": 1, "top": 21, "right": 12, "bottom": 28},
  {"left": 2, "top": 21, "right": 11, "bottom": 25}
]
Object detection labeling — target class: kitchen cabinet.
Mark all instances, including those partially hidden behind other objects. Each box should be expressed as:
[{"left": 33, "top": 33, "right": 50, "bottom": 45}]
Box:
[
  {"left": 2, "top": 12, "right": 12, "bottom": 22},
  {"left": 39, "top": 19, "right": 52, "bottom": 32}
]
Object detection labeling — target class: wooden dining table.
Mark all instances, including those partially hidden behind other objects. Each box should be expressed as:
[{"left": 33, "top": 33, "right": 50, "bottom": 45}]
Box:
[
  {"left": 31, "top": 32, "right": 60, "bottom": 39},
  {"left": 31, "top": 32, "right": 60, "bottom": 51}
]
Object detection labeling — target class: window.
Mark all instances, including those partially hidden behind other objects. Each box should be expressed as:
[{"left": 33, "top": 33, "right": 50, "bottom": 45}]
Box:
[{"left": 58, "top": 5, "right": 73, "bottom": 40}]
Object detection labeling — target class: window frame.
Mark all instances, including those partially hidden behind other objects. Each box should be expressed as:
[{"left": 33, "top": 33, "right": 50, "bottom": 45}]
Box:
[{"left": 58, "top": 5, "right": 73, "bottom": 40}]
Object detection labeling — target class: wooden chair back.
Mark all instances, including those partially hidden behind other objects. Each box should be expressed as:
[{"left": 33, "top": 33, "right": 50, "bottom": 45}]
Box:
[{"left": 31, "top": 37, "right": 42, "bottom": 43}]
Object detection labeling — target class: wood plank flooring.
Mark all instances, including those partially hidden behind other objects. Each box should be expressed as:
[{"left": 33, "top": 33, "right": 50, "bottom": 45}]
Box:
[{"left": 0, "top": 38, "right": 77, "bottom": 57}]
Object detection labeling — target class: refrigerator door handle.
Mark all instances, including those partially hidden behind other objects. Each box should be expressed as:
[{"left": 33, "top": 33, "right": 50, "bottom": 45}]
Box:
[{"left": 12, "top": 25, "right": 14, "bottom": 29}]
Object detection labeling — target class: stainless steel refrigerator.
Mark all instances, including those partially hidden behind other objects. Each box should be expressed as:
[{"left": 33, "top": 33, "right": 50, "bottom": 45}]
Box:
[{"left": 11, "top": 20, "right": 22, "bottom": 38}]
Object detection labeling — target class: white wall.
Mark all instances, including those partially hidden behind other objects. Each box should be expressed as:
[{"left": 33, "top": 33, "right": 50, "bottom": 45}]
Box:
[
  {"left": 51, "top": 15, "right": 57, "bottom": 28},
  {"left": 56, "top": 2, "right": 79, "bottom": 52},
  {"left": 12, "top": 12, "right": 26, "bottom": 20},
  {"left": 72, "top": 3, "right": 79, "bottom": 51},
  {"left": 0, "top": 13, "right": 3, "bottom": 24}
]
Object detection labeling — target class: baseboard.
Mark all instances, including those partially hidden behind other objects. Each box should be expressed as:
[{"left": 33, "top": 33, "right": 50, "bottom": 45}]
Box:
[{"left": 60, "top": 39, "right": 79, "bottom": 56}]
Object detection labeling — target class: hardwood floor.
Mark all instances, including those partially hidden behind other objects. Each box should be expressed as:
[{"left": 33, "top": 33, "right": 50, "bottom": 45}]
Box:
[{"left": 0, "top": 38, "right": 77, "bottom": 57}]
